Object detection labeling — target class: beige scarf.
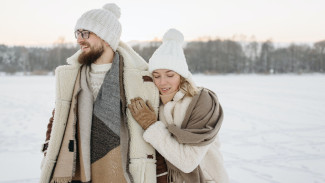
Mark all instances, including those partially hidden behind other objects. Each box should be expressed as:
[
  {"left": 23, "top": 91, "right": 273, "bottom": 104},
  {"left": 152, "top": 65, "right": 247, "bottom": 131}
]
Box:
[{"left": 165, "top": 88, "right": 224, "bottom": 183}]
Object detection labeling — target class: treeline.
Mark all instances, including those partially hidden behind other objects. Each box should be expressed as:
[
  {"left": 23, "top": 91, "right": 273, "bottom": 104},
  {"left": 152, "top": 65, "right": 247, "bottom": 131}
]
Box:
[
  {"left": 133, "top": 39, "right": 325, "bottom": 74},
  {"left": 0, "top": 44, "right": 78, "bottom": 74},
  {"left": 1, "top": 39, "right": 324, "bottom": 75}
]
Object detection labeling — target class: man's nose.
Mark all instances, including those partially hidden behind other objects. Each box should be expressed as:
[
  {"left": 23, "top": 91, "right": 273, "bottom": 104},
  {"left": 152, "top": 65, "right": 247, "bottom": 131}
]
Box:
[{"left": 77, "top": 35, "right": 85, "bottom": 44}]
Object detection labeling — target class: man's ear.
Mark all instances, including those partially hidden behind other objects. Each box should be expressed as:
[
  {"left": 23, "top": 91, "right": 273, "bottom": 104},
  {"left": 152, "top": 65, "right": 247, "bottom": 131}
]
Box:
[{"left": 102, "top": 40, "right": 113, "bottom": 51}]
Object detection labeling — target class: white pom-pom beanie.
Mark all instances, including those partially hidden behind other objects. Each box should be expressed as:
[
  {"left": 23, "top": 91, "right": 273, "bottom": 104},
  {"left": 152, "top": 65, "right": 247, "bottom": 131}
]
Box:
[
  {"left": 149, "top": 28, "right": 190, "bottom": 79},
  {"left": 75, "top": 3, "right": 122, "bottom": 51}
]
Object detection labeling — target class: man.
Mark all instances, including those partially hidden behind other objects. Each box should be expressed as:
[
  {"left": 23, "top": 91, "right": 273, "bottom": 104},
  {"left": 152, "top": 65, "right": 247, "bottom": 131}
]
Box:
[{"left": 40, "top": 3, "right": 159, "bottom": 183}]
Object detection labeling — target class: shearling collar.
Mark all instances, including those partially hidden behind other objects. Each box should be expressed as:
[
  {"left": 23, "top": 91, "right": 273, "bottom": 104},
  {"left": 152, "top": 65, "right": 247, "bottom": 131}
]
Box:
[
  {"left": 173, "top": 90, "right": 186, "bottom": 102},
  {"left": 162, "top": 90, "right": 186, "bottom": 105},
  {"left": 160, "top": 90, "right": 178, "bottom": 104},
  {"left": 66, "top": 50, "right": 82, "bottom": 65}
]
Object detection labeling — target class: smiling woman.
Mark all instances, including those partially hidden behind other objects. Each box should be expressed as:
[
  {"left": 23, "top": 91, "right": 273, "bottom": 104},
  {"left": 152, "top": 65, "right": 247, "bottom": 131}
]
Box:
[
  {"left": 128, "top": 28, "right": 229, "bottom": 183},
  {"left": 152, "top": 69, "right": 181, "bottom": 96}
]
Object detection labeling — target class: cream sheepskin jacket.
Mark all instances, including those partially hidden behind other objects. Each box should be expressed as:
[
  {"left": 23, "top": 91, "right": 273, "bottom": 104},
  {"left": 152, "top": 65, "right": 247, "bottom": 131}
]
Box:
[
  {"left": 40, "top": 41, "right": 160, "bottom": 183},
  {"left": 143, "top": 91, "right": 229, "bottom": 183}
]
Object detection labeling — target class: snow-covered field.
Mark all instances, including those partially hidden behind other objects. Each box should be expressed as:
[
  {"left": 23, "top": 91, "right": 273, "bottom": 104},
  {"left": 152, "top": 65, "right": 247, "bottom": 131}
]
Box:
[{"left": 0, "top": 74, "right": 324, "bottom": 183}]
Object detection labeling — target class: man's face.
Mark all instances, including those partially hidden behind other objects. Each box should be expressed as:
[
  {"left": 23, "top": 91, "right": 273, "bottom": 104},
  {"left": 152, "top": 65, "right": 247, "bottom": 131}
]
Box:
[
  {"left": 76, "top": 29, "right": 102, "bottom": 52},
  {"left": 76, "top": 29, "right": 105, "bottom": 65}
]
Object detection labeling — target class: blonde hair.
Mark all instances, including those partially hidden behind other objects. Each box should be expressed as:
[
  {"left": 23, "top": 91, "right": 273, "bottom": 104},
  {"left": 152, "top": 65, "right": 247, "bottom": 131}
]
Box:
[{"left": 179, "top": 76, "right": 199, "bottom": 97}]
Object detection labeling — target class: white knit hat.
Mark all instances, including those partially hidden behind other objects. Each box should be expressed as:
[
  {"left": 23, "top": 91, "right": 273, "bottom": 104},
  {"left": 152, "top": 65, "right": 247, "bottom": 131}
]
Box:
[
  {"left": 75, "top": 3, "right": 122, "bottom": 51},
  {"left": 149, "top": 28, "right": 190, "bottom": 79}
]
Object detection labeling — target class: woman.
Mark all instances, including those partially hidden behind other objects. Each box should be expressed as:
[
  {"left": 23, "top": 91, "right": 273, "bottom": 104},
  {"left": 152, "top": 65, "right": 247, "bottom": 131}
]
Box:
[{"left": 128, "top": 29, "right": 229, "bottom": 183}]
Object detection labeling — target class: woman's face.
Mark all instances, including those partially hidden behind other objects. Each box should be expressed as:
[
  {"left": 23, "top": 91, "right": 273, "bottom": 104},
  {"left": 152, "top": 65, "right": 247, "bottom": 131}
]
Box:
[{"left": 152, "top": 69, "right": 181, "bottom": 95}]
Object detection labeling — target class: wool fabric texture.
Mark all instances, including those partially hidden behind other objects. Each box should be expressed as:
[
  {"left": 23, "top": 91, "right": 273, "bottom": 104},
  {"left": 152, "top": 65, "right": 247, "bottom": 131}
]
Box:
[
  {"left": 93, "top": 53, "right": 121, "bottom": 138},
  {"left": 91, "top": 52, "right": 127, "bottom": 182},
  {"left": 89, "top": 63, "right": 112, "bottom": 100},
  {"left": 75, "top": 3, "right": 122, "bottom": 51},
  {"left": 149, "top": 28, "right": 190, "bottom": 78}
]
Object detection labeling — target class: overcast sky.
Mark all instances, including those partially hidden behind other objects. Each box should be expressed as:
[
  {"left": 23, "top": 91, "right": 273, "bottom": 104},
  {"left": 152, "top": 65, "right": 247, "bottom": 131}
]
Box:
[{"left": 1, "top": 0, "right": 325, "bottom": 46}]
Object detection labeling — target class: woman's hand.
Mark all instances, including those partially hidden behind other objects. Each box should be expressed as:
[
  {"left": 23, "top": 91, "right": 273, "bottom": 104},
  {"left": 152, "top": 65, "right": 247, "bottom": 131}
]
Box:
[{"left": 128, "top": 97, "right": 157, "bottom": 130}]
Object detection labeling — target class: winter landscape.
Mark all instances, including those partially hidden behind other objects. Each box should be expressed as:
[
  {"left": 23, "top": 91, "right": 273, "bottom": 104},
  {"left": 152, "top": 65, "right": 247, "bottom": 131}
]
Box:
[{"left": 0, "top": 74, "right": 324, "bottom": 183}]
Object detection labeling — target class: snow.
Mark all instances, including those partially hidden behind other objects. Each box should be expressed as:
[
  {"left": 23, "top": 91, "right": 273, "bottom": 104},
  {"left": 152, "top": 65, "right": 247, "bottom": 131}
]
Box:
[{"left": 0, "top": 74, "right": 324, "bottom": 183}]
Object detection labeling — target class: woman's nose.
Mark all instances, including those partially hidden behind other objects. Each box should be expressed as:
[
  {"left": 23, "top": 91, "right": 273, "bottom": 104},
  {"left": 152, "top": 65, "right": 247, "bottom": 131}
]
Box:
[{"left": 159, "top": 77, "right": 167, "bottom": 85}]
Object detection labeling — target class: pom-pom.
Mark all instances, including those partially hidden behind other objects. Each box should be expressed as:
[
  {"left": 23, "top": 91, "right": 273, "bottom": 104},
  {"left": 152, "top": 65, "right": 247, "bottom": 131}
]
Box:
[
  {"left": 162, "top": 28, "right": 184, "bottom": 44},
  {"left": 103, "top": 3, "right": 121, "bottom": 19}
]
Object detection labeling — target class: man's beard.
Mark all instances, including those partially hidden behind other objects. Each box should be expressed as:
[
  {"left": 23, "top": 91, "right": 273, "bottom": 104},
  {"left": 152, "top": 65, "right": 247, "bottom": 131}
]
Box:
[{"left": 78, "top": 43, "right": 104, "bottom": 65}]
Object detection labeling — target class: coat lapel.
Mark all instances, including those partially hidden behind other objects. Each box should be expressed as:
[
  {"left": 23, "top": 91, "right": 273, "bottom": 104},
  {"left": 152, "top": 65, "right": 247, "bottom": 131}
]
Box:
[{"left": 51, "top": 69, "right": 81, "bottom": 182}]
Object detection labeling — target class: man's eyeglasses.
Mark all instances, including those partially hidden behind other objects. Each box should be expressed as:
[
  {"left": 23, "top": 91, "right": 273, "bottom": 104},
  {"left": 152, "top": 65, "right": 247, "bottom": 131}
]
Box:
[{"left": 75, "top": 30, "right": 91, "bottom": 39}]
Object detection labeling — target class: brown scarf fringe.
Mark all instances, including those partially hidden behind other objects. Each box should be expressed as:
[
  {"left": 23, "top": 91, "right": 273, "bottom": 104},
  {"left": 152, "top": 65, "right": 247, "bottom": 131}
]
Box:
[
  {"left": 168, "top": 168, "right": 183, "bottom": 183},
  {"left": 50, "top": 177, "right": 72, "bottom": 183}
]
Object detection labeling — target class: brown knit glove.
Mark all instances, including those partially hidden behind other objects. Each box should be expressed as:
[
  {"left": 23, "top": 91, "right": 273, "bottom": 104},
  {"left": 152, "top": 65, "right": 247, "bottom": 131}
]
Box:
[
  {"left": 46, "top": 109, "right": 55, "bottom": 141},
  {"left": 42, "top": 109, "right": 55, "bottom": 156},
  {"left": 128, "top": 97, "right": 157, "bottom": 130}
]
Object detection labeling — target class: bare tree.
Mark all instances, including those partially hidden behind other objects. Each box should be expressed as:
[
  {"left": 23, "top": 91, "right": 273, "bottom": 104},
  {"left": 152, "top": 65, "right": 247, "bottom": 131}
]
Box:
[{"left": 314, "top": 40, "right": 325, "bottom": 72}]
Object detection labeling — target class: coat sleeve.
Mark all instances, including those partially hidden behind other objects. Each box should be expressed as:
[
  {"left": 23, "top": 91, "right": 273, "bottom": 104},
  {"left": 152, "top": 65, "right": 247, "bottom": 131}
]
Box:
[{"left": 143, "top": 121, "right": 212, "bottom": 173}]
